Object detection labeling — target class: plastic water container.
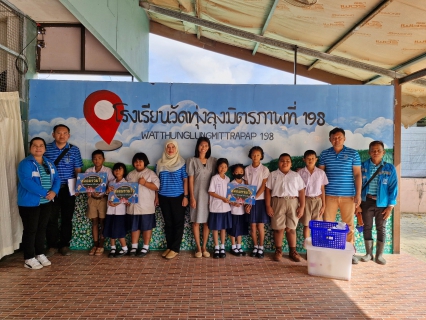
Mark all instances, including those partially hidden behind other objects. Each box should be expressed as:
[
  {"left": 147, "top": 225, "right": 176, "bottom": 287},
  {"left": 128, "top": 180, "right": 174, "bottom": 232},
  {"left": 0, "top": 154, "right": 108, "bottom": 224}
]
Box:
[{"left": 305, "top": 237, "right": 355, "bottom": 281}]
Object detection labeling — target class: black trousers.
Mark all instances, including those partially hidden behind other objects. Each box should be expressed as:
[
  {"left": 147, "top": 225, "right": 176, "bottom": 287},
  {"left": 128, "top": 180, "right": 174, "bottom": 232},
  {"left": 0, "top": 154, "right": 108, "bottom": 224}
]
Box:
[
  {"left": 46, "top": 186, "right": 76, "bottom": 248},
  {"left": 159, "top": 194, "right": 186, "bottom": 253},
  {"left": 360, "top": 198, "right": 387, "bottom": 242},
  {"left": 19, "top": 202, "right": 53, "bottom": 260}
]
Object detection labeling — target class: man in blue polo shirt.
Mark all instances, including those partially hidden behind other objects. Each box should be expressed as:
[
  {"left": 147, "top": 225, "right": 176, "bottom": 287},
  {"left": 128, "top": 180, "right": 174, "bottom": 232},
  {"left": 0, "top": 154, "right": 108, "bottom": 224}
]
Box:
[
  {"left": 44, "top": 124, "right": 83, "bottom": 256},
  {"left": 319, "top": 127, "right": 362, "bottom": 264}
]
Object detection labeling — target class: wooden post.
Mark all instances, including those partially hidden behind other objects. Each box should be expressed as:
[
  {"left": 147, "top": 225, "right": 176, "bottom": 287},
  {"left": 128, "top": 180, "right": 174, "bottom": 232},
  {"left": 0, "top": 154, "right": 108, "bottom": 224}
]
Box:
[{"left": 393, "top": 79, "right": 401, "bottom": 254}]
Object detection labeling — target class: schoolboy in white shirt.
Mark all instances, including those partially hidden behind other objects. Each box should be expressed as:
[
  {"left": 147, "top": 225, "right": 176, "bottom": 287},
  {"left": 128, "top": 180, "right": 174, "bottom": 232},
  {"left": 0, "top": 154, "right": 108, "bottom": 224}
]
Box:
[
  {"left": 298, "top": 150, "right": 328, "bottom": 241},
  {"left": 265, "top": 153, "right": 305, "bottom": 262}
]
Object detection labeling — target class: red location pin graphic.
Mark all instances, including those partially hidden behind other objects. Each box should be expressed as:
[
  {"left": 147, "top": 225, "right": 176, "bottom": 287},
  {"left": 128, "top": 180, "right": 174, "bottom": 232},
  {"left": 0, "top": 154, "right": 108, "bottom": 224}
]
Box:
[{"left": 83, "top": 90, "right": 125, "bottom": 144}]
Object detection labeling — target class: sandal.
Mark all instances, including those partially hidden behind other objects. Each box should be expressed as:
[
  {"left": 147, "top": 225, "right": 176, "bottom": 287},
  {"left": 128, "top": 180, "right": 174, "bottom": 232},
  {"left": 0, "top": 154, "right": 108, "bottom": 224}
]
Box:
[
  {"left": 213, "top": 249, "right": 220, "bottom": 259},
  {"left": 129, "top": 248, "right": 137, "bottom": 257},
  {"left": 256, "top": 249, "right": 264, "bottom": 259},
  {"left": 219, "top": 249, "right": 226, "bottom": 258},
  {"left": 94, "top": 247, "right": 104, "bottom": 256},
  {"left": 202, "top": 250, "right": 210, "bottom": 258},
  {"left": 88, "top": 247, "right": 97, "bottom": 256}
]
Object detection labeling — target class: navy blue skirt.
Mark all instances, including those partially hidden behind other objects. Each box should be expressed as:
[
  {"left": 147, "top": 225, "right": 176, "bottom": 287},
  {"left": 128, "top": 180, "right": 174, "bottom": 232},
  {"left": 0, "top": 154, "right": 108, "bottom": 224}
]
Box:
[
  {"left": 227, "top": 214, "right": 249, "bottom": 237},
  {"left": 208, "top": 211, "right": 232, "bottom": 231},
  {"left": 247, "top": 199, "right": 270, "bottom": 224},
  {"left": 127, "top": 214, "right": 156, "bottom": 232},
  {"left": 103, "top": 215, "right": 127, "bottom": 239}
]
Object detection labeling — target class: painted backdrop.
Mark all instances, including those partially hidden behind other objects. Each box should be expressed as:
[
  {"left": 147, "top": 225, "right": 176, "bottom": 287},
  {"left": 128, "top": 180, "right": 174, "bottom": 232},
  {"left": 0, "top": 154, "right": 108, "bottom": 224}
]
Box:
[{"left": 29, "top": 80, "right": 395, "bottom": 253}]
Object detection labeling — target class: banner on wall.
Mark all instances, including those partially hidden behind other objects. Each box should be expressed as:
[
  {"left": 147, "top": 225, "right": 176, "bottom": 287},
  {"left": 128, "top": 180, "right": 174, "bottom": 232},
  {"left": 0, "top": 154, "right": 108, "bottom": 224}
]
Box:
[
  {"left": 28, "top": 80, "right": 395, "bottom": 253},
  {"left": 29, "top": 81, "right": 394, "bottom": 166}
]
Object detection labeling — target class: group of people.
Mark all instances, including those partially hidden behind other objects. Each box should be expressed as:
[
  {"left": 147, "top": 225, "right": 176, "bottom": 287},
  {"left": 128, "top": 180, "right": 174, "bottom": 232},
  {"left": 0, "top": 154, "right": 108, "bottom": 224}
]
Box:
[{"left": 17, "top": 124, "right": 398, "bottom": 270}]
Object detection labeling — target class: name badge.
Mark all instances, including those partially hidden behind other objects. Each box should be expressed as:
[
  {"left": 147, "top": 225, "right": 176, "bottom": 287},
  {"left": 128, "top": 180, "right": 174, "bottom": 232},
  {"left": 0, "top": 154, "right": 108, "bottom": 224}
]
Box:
[
  {"left": 382, "top": 178, "right": 388, "bottom": 185},
  {"left": 32, "top": 171, "right": 40, "bottom": 177},
  {"left": 51, "top": 169, "right": 55, "bottom": 174}
]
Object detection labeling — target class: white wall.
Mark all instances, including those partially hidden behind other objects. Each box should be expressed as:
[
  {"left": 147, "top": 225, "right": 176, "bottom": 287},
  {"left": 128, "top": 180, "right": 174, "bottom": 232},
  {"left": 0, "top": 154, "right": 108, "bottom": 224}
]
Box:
[{"left": 401, "top": 126, "right": 426, "bottom": 178}]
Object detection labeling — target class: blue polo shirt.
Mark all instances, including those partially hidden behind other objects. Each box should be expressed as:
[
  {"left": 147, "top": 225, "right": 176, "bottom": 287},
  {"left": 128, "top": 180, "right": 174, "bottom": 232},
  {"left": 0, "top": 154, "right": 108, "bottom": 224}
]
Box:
[
  {"left": 45, "top": 141, "right": 83, "bottom": 185},
  {"left": 319, "top": 146, "right": 361, "bottom": 197}
]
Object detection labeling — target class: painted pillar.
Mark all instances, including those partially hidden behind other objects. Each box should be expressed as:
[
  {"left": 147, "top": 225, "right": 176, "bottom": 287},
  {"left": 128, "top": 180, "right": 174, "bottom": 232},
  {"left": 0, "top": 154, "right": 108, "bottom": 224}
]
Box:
[
  {"left": 393, "top": 79, "right": 402, "bottom": 254},
  {"left": 60, "top": 0, "right": 149, "bottom": 81}
]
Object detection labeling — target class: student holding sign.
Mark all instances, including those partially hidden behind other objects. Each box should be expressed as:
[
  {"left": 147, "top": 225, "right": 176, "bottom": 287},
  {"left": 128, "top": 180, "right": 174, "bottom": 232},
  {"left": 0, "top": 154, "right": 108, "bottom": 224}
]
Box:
[
  {"left": 104, "top": 163, "right": 128, "bottom": 258},
  {"left": 84, "top": 150, "right": 114, "bottom": 256},
  {"left": 227, "top": 164, "right": 249, "bottom": 256}
]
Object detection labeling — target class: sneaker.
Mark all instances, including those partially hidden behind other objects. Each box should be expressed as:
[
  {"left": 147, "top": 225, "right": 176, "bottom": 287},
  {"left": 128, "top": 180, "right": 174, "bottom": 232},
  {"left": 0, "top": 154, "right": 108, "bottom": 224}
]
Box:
[
  {"left": 24, "top": 258, "right": 43, "bottom": 270},
  {"left": 36, "top": 254, "right": 51, "bottom": 266}
]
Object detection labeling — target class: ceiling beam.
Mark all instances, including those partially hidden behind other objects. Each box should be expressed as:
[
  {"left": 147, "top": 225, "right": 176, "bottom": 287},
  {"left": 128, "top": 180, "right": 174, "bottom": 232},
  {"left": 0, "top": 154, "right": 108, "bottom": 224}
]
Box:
[
  {"left": 150, "top": 21, "right": 362, "bottom": 85},
  {"left": 308, "top": 0, "right": 393, "bottom": 71},
  {"left": 365, "top": 52, "right": 426, "bottom": 84},
  {"left": 195, "top": 0, "right": 201, "bottom": 39},
  {"left": 399, "top": 68, "right": 426, "bottom": 85},
  {"left": 140, "top": 1, "right": 402, "bottom": 79},
  {"left": 252, "top": 0, "right": 280, "bottom": 56}
]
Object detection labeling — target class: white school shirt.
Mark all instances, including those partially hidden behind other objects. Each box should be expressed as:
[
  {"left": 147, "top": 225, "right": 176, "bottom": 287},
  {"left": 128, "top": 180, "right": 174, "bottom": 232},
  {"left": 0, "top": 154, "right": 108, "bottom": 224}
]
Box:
[
  {"left": 244, "top": 164, "right": 269, "bottom": 200},
  {"left": 229, "top": 180, "right": 245, "bottom": 216},
  {"left": 106, "top": 177, "right": 127, "bottom": 216},
  {"left": 208, "top": 174, "right": 231, "bottom": 213},
  {"left": 126, "top": 168, "right": 160, "bottom": 215},
  {"left": 298, "top": 167, "right": 329, "bottom": 197},
  {"left": 266, "top": 170, "right": 305, "bottom": 197},
  {"left": 85, "top": 165, "right": 115, "bottom": 196}
]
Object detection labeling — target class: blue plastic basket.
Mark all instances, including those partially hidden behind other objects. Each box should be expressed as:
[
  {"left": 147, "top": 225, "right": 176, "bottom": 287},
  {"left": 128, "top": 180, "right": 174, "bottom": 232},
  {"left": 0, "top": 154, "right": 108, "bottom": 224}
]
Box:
[{"left": 309, "top": 220, "right": 349, "bottom": 250}]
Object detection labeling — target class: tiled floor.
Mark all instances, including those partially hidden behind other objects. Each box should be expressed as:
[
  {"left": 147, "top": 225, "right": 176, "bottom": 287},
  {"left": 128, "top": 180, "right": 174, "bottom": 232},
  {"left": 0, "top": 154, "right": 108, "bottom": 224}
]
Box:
[
  {"left": 1, "top": 249, "right": 426, "bottom": 319},
  {"left": 1, "top": 213, "right": 426, "bottom": 320}
]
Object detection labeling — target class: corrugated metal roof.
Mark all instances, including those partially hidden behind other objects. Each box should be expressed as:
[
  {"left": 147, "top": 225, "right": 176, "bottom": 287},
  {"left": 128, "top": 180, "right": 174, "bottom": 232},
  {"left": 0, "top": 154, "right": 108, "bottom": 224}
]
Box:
[{"left": 141, "top": 0, "right": 426, "bottom": 126}]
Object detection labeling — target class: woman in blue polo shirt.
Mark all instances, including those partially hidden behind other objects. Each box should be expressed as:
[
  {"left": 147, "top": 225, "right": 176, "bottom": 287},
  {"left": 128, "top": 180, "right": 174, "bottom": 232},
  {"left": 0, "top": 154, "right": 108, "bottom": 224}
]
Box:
[
  {"left": 17, "top": 137, "right": 61, "bottom": 270},
  {"left": 156, "top": 140, "right": 189, "bottom": 260}
]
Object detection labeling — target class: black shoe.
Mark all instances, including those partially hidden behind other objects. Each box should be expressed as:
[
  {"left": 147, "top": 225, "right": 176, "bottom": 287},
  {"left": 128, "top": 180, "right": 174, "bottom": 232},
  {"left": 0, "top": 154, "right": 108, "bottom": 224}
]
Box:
[
  {"left": 250, "top": 248, "right": 258, "bottom": 257},
  {"left": 219, "top": 249, "right": 226, "bottom": 258},
  {"left": 129, "top": 248, "right": 137, "bottom": 257},
  {"left": 213, "top": 249, "right": 220, "bottom": 259},
  {"left": 114, "top": 250, "right": 127, "bottom": 258},
  {"left": 108, "top": 249, "right": 116, "bottom": 258},
  {"left": 230, "top": 248, "right": 240, "bottom": 256},
  {"left": 239, "top": 249, "right": 247, "bottom": 257},
  {"left": 59, "top": 247, "right": 71, "bottom": 256},
  {"left": 137, "top": 248, "right": 150, "bottom": 258},
  {"left": 256, "top": 249, "right": 264, "bottom": 259}
]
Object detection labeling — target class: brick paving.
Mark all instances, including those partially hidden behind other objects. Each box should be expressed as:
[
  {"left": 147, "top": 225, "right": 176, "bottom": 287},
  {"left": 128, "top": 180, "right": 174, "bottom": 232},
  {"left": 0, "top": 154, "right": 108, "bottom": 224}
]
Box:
[
  {"left": 0, "top": 214, "right": 425, "bottom": 320},
  {"left": 0, "top": 252, "right": 425, "bottom": 319}
]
